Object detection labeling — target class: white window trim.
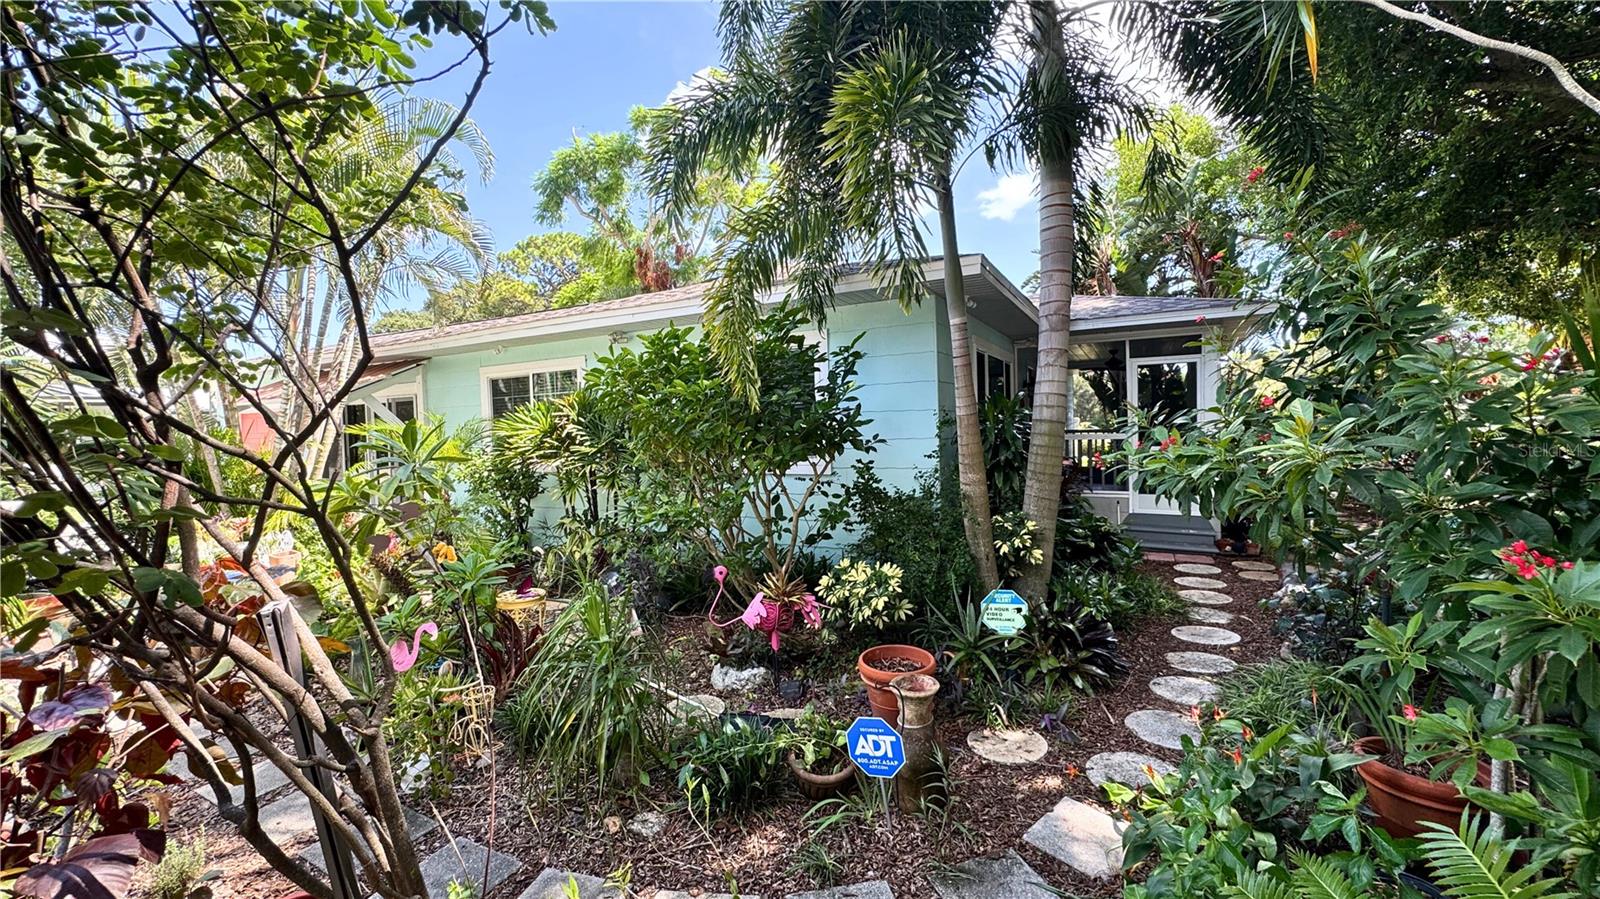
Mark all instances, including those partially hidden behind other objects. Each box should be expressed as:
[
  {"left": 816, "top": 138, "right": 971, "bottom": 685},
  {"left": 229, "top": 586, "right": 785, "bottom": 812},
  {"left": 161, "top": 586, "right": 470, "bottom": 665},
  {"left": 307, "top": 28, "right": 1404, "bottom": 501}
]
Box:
[
  {"left": 479, "top": 356, "right": 586, "bottom": 419},
  {"left": 972, "top": 338, "right": 1017, "bottom": 401}
]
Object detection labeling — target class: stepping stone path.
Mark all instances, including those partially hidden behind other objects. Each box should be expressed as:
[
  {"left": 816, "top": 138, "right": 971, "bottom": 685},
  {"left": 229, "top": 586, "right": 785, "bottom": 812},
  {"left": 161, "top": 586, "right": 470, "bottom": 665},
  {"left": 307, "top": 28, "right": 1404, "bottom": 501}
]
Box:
[
  {"left": 1173, "top": 576, "right": 1227, "bottom": 590},
  {"left": 668, "top": 694, "right": 726, "bottom": 721},
  {"left": 1239, "top": 570, "right": 1280, "bottom": 582},
  {"left": 300, "top": 807, "right": 438, "bottom": 872},
  {"left": 1149, "top": 675, "right": 1221, "bottom": 706},
  {"left": 967, "top": 728, "right": 1049, "bottom": 764},
  {"left": 788, "top": 884, "right": 894, "bottom": 899},
  {"left": 194, "top": 757, "right": 290, "bottom": 806},
  {"left": 1084, "top": 751, "right": 1176, "bottom": 787},
  {"left": 1172, "top": 625, "right": 1241, "bottom": 646},
  {"left": 1187, "top": 607, "right": 1235, "bottom": 625},
  {"left": 1173, "top": 563, "right": 1223, "bottom": 575},
  {"left": 1124, "top": 709, "right": 1201, "bottom": 750},
  {"left": 1232, "top": 560, "right": 1277, "bottom": 571},
  {"left": 416, "top": 838, "right": 522, "bottom": 899},
  {"left": 520, "top": 869, "right": 617, "bottom": 899},
  {"left": 1167, "top": 651, "right": 1237, "bottom": 674},
  {"left": 1178, "top": 589, "right": 1233, "bottom": 605},
  {"left": 929, "top": 850, "right": 1053, "bottom": 899},
  {"left": 1023, "top": 797, "right": 1125, "bottom": 879}
]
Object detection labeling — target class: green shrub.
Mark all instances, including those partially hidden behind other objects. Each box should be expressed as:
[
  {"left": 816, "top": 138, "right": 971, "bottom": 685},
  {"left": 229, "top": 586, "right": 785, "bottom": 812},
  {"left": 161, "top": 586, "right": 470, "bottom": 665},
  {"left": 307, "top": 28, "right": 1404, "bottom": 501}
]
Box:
[
  {"left": 844, "top": 462, "right": 978, "bottom": 619},
  {"left": 1048, "top": 564, "right": 1182, "bottom": 631},
  {"left": 146, "top": 829, "right": 208, "bottom": 899},
  {"left": 462, "top": 438, "right": 546, "bottom": 564},
  {"left": 500, "top": 582, "right": 663, "bottom": 798},
  {"left": 674, "top": 717, "right": 796, "bottom": 824},
  {"left": 383, "top": 667, "right": 467, "bottom": 797},
  {"left": 1019, "top": 597, "right": 1127, "bottom": 693},
  {"left": 1217, "top": 660, "right": 1345, "bottom": 737}
]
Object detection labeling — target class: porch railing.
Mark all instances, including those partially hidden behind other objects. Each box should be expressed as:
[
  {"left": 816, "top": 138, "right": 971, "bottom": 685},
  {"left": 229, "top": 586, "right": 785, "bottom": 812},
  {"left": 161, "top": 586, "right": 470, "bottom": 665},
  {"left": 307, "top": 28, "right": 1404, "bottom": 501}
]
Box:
[{"left": 1064, "top": 430, "right": 1125, "bottom": 491}]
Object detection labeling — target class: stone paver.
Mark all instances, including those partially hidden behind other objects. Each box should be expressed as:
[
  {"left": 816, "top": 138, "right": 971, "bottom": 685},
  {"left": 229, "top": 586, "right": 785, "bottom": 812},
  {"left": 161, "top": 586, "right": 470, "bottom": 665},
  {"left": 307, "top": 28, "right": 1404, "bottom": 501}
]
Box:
[
  {"left": 1085, "top": 751, "right": 1176, "bottom": 787},
  {"left": 195, "top": 758, "right": 290, "bottom": 807},
  {"left": 1149, "top": 675, "right": 1221, "bottom": 706},
  {"left": 1173, "top": 576, "right": 1227, "bottom": 590},
  {"left": 417, "top": 839, "right": 521, "bottom": 899},
  {"left": 1166, "top": 651, "right": 1238, "bottom": 674},
  {"left": 655, "top": 893, "right": 752, "bottom": 899},
  {"left": 765, "top": 707, "right": 806, "bottom": 720},
  {"left": 519, "top": 868, "right": 617, "bottom": 899},
  {"left": 1239, "top": 570, "right": 1280, "bottom": 582},
  {"left": 928, "top": 850, "right": 1053, "bottom": 899},
  {"left": 1124, "top": 709, "right": 1201, "bottom": 750},
  {"left": 1177, "top": 589, "right": 1233, "bottom": 605},
  {"left": 258, "top": 791, "right": 318, "bottom": 845},
  {"left": 1023, "top": 796, "right": 1125, "bottom": 879},
  {"left": 1232, "top": 560, "right": 1276, "bottom": 571},
  {"left": 1186, "top": 607, "right": 1235, "bottom": 625},
  {"left": 299, "top": 807, "right": 438, "bottom": 872},
  {"left": 1172, "top": 553, "right": 1215, "bottom": 564},
  {"left": 1172, "top": 563, "right": 1223, "bottom": 575},
  {"left": 1171, "top": 625, "right": 1241, "bottom": 647},
  {"left": 1144, "top": 551, "right": 1177, "bottom": 563},
  {"left": 786, "top": 882, "right": 895, "bottom": 899},
  {"left": 967, "top": 728, "right": 1048, "bottom": 765}
]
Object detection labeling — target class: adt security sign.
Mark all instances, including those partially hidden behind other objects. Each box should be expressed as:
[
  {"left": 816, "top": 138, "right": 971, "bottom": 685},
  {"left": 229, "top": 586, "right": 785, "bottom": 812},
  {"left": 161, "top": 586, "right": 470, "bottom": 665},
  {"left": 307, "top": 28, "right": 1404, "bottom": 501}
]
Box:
[
  {"left": 980, "top": 588, "right": 1029, "bottom": 636},
  {"left": 845, "top": 716, "right": 905, "bottom": 779}
]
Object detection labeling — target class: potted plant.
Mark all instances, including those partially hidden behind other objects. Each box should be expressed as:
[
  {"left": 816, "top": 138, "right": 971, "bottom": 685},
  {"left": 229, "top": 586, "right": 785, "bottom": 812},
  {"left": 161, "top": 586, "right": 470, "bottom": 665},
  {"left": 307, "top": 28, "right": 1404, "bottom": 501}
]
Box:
[
  {"left": 785, "top": 707, "right": 855, "bottom": 800},
  {"left": 818, "top": 559, "right": 934, "bottom": 723},
  {"left": 263, "top": 530, "right": 300, "bottom": 570}
]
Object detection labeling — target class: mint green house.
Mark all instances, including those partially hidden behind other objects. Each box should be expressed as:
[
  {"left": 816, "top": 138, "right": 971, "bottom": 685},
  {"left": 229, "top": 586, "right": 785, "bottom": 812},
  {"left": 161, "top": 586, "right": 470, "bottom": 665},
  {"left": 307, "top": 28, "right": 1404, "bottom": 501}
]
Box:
[{"left": 333, "top": 255, "right": 1255, "bottom": 551}]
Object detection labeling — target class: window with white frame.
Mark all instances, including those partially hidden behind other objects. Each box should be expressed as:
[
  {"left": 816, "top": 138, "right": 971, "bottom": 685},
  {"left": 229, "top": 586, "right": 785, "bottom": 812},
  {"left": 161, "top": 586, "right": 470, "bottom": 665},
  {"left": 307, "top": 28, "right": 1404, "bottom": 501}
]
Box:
[
  {"left": 483, "top": 361, "right": 581, "bottom": 419},
  {"left": 975, "top": 347, "right": 1014, "bottom": 401}
]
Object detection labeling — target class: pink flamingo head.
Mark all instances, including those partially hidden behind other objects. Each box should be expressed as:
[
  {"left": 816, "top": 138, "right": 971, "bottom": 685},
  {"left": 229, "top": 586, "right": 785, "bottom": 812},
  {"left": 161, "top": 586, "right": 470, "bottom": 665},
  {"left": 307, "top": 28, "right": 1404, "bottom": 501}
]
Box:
[{"left": 713, "top": 565, "right": 728, "bottom": 585}]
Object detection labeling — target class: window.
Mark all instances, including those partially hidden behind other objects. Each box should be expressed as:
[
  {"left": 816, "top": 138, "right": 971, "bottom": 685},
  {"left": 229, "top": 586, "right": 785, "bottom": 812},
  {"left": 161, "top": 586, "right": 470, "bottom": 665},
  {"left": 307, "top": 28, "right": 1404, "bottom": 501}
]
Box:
[
  {"left": 382, "top": 396, "right": 417, "bottom": 422},
  {"left": 975, "top": 348, "right": 1014, "bottom": 402},
  {"left": 483, "top": 362, "right": 582, "bottom": 419},
  {"left": 341, "top": 404, "right": 367, "bottom": 470}
]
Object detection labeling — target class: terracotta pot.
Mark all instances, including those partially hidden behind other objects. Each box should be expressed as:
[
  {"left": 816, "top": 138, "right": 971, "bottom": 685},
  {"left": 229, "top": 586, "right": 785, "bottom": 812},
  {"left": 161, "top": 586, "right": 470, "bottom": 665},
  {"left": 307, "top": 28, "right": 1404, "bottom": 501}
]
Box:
[
  {"left": 787, "top": 750, "right": 856, "bottom": 801},
  {"left": 856, "top": 644, "right": 935, "bottom": 725},
  {"left": 1353, "top": 736, "right": 1489, "bottom": 838}
]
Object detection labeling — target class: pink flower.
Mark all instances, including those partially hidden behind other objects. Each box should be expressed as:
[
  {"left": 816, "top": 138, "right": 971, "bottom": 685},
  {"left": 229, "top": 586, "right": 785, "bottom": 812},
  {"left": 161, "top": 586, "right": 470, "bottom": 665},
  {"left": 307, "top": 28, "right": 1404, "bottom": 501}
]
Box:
[
  {"left": 1562, "top": 561, "right": 1575, "bottom": 570},
  {"left": 1283, "top": 231, "right": 1295, "bottom": 241},
  {"left": 1477, "top": 336, "right": 1490, "bottom": 344},
  {"left": 1245, "top": 166, "right": 1265, "bottom": 184},
  {"left": 1188, "top": 705, "right": 1201, "bottom": 724},
  {"left": 799, "top": 592, "right": 822, "bottom": 629},
  {"left": 1209, "top": 250, "right": 1225, "bottom": 263},
  {"left": 1231, "top": 747, "right": 1243, "bottom": 765},
  {"left": 1259, "top": 395, "right": 1275, "bottom": 410},
  {"left": 1434, "top": 335, "right": 1450, "bottom": 344},
  {"left": 1402, "top": 704, "right": 1418, "bottom": 721},
  {"left": 1195, "top": 315, "right": 1207, "bottom": 324},
  {"left": 1511, "top": 540, "right": 1528, "bottom": 554}
]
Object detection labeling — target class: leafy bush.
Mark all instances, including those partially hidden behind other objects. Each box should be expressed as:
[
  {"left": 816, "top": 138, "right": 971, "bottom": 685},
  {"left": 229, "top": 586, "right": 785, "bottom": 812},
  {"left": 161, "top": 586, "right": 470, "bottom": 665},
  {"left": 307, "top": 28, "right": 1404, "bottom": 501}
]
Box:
[
  {"left": 1049, "top": 563, "right": 1182, "bottom": 631},
  {"left": 1217, "top": 660, "right": 1344, "bottom": 737},
  {"left": 461, "top": 436, "right": 546, "bottom": 564},
  {"left": 979, "top": 392, "right": 1031, "bottom": 514},
  {"left": 1264, "top": 570, "right": 1377, "bottom": 664},
  {"left": 145, "top": 830, "right": 208, "bottom": 899},
  {"left": 674, "top": 718, "right": 796, "bottom": 823},
  {"left": 1019, "top": 599, "right": 1127, "bottom": 693},
  {"left": 844, "top": 462, "right": 977, "bottom": 615},
  {"left": 500, "top": 582, "right": 663, "bottom": 798},
  {"left": 817, "top": 559, "right": 908, "bottom": 632},
  {"left": 383, "top": 667, "right": 467, "bottom": 797}
]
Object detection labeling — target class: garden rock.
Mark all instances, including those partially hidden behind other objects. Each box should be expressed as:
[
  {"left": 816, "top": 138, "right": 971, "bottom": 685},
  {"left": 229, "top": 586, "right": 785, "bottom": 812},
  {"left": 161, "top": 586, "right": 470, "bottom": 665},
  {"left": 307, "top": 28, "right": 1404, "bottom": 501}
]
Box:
[
  {"left": 765, "top": 707, "right": 806, "bottom": 720},
  {"left": 1023, "top": 796, "right": 1125, "bottom": 878},
  {"left": 1186, "top": 607, "right": 1235, "bottom": 625},
  {"left": 417, "top": 838, "right": 522, "bottom": 899},
  {"left": 786, "top": 882, "right": 895, "bottom": 899},
  {"left": 669, "top": 693, "right": 726, "bottom": 721},
  {"left": 1171, "top": 625, "right": 1241, "bottom": 647},
  {"left": 711, "top": 662, "right": 772, "bottom": 693},
  {"left": 1085, "top": 751, "right": 1176, "bottom": 786},
  {"left": 519, "top": 868, "right": 618, "bottom": 899},
  {"left": 1172, "top": 563, "right": 1223, "bottom": 575},
  {"left": 1166, "top": 651, "right": 1237, "bottom": 674},
  {"left": 1124, "top": 709, "right": 1200, "bottom": 750},
  {"left": 1173, "top": 576, "right": 1227, "bottom": 590},
  {"left": 966, "top": 728, "right": 1048, "bottom": 765},
  {"left": 1149, "top": 675, "right": 1221, "bottom": 706},
  {"left": 928, "top": 850, "right": 1053, "bottom": 898},
  {"left": 1239, "top": 570, "right": 1280, "bottom": 582},
  {"left": 1177, "top": 589, "right": 1233, "bottom": 605},
  {"left": 628, "top": 810, "right": 668, "bottom": 838}
]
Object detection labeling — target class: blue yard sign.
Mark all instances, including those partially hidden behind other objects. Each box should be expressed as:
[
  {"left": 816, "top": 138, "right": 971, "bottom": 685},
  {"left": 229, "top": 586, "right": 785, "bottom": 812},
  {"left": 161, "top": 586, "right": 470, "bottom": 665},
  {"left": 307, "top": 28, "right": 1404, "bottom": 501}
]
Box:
[
  {"left": 845, "top": 716, "right": 906, "bottom": 779},
  {"left": 980, "top": 588, "right": 1029, "bottom": 636}
]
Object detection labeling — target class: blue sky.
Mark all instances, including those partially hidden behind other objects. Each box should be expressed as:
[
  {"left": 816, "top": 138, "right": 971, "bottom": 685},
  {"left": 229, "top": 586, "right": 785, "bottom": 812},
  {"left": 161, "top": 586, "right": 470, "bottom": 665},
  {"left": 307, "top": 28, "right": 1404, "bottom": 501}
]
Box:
[{"left": 406, "top": 1, "right": 1045, "bottom": 310}]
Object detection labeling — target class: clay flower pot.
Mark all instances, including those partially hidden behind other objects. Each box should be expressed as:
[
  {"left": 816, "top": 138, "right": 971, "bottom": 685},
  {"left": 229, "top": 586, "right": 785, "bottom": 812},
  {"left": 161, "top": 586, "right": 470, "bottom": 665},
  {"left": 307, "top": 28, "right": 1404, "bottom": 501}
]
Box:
[
  {"left": 856, "top": 644, "right": 935, "bottom": 725},
  {"left": 787, "top": 751, "right": 856, "bottom": 801},
  {"left": 1353, "top": 736, "right": 1488, "bottom": 838}
]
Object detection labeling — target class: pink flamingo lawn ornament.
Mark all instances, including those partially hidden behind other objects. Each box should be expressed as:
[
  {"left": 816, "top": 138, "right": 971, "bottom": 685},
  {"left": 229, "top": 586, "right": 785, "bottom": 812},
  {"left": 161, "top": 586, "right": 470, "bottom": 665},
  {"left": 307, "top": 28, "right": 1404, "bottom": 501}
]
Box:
[
  {"left": 390, "top": 621, "right": 439, "bottom": 672},
  {"left": 706, "top": 565, "right": 821, "bottom": 652}
]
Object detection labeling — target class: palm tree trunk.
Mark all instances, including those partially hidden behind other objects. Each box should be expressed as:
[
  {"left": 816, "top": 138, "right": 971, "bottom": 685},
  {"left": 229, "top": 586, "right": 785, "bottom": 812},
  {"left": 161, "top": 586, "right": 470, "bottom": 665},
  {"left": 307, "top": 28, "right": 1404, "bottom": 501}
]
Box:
[
  {"left": 1017, "top": 1, "right": 1074, "bottom": 601},
  {"left": 936, "top": 172, "right": 1000, "bottom": 589}
]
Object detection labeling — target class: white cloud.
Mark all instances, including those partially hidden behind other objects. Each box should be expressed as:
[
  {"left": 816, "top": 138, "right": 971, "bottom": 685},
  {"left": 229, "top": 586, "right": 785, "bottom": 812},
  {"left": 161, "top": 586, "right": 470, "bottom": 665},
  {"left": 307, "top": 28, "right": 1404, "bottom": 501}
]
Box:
[
  {"left": 977, "top": 171, "right": 1037, "bottom": 221},
  {"left": 665, "top": 66, "right": 718, "bottom": 105}
]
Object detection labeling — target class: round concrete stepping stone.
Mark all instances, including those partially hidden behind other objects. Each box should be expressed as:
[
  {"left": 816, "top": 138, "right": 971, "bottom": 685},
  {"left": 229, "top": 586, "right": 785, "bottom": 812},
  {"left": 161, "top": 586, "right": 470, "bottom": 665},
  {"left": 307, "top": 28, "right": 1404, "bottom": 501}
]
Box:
[
  {"left": 1172, "top": 625, "right": 1241, "bottom": 646},
  {"left": 1085, "top": 751, "right": 1177, "bottom": 787},
  {"left": 1187, "top": 607, "right": 1235, "bottom": 625},
  {"left": 1232, "top": 560, "right": 1277, "bottom": 571},
  {"left": 1149, "top": 674, "right": 1221, "bottom": 705},
  {"left": 1167, "top": 651, "right": 1238, "bottom": 674},
  {"left": 967, "top": 727, "right": 1049, "bottom": 765},
  {"left": 1124, "top": 709, "right": 1201, "bottom": 750},
  {"left": 1173, "top": 563, "right": 1223, "bottom": 575},
  {"left": 1174, "top": 576, "right": 1227, "bottom": 589},
  {"left": 1178, "top": 589, "right": 1233, "bottom": 605},
  {"left": 1239, "top": 570, "right": 1280, "bottom": 582}
]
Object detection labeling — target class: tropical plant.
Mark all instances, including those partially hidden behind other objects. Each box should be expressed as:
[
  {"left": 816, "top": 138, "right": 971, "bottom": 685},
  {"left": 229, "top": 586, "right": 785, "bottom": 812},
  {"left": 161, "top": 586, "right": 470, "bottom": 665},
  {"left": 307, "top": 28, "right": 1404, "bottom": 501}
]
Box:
[
  {"left": 1020, "top": 597, "right": 1127, "bottom": 693},
  {"left": 816, "top": 559, "right": 909, "bottom": 632},
  {"left": 844, "top": 462, "right": 979, "bottom": 610},
  {"left": 674, "top": 717, "right": 797, "bottom": 826},
  {"left": 144, "top": 830, "right": 210, "bottom": 899},
  {"left": 1049, "top": 563, "right": 1182, "bottom": 631},
  {"left": 1217, "top": 660, "right": 1344, "bottom": 738},
  {"left": 921, "top": 593, "right": 1008, "bottom": 690},
  {"left": 500, "top": 582, "right": 663, "bottom": 799}
]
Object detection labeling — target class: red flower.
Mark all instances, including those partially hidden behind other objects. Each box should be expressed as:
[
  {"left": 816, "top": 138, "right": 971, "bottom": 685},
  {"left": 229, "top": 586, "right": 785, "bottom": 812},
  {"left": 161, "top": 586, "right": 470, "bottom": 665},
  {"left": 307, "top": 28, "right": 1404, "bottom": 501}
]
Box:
[
  {"left": 1517, "top": 563, "right": 1539, "bottom": 580},
  {"left": 1231, "top": 747, "right": 1243, "bottom": 765},
  {"left": 1257, "top": 433, "right": 1270, "bottom": 442},
  {"left": 1241, "top": 725, "right": 1254, "bottom": 741},
  {"left": 1477, "top": 336, "right": 1490, "bottom": 344},
  {"left": 1195, "top": 315, "right": 1207, "bottom": 324},
  {"left": 1283, "top": 231, "right": 1295, "bottom": 241},
  {"left": 1212, "top": 706, "right": 1225, "bottom": 721},
  {"left": 1562, "top": 561, "right": 1575, "bottom": 570},
  {"left": 1259, "top": 395, "right": 1275, "bottom": 409},
  {"left": 1402, "top": 704, "right": 1418, "bottom": 721},
  {"left": 1066, "top": 764, "right": 1080, "bottom": 780},
  {"left": 1434, "top": 335, "right": 1450, "bottom": 344},
  {"left": 1209, "top": 250, "right": 1225, "bottom": 263},
  {"left": 1511, "top": 540, "right": 1528, "bottom": 554},
  {"left": 1245, "top": 166, "right": 1265, "bottom": 184},
  {"left": 1142, "top": 763, "right": 1159, "bottom": 782}
]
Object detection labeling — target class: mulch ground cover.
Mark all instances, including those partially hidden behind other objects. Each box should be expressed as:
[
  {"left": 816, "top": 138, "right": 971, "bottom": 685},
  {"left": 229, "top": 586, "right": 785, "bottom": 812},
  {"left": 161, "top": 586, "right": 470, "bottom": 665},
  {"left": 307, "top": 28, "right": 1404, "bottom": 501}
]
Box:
[{"left": 138, "top": 555, "right": 1285, "bottom": 898}]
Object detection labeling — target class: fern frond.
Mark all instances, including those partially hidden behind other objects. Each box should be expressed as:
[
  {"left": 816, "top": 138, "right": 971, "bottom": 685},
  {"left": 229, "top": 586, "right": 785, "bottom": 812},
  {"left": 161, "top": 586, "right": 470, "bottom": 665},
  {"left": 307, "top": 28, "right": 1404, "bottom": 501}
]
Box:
[
  {"left": 1287, "top": 850, "right": 1365, "bottom": 899},
  {"left": 1225, "top": 868, "right": 1295, "bottom": 899},
  {"left": 1419, "top": 817, "right": 1574, "bottom": 899}
]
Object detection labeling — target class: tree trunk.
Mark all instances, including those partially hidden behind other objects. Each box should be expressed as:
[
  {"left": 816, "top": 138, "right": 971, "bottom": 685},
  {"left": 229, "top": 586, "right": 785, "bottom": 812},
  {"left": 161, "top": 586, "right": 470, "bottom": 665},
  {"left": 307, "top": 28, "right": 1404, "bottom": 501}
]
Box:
[
  {"left": 936, "top": 172, "right": 1000, "bottom": 589},
  {"left": 1016, "top": 0, "right": 1075, "bottom": 601}
]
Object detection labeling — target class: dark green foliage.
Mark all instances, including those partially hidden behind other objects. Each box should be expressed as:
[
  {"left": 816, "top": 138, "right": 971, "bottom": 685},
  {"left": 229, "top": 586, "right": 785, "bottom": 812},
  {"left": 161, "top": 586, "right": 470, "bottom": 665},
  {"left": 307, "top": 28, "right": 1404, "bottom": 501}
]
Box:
[
  {"left": 1217, "top": 660, "right": 1344, "bottom": 738},
  {"left": 462, "top": 443, "right": 546, "bottom": 563},
  {"left": 674, "top": 718, "right": 796, "bottom": 823},
  {"left": 845, "top": 462, "right": 978, "bottom": 614},
  {"left": 1048, "top": 563, "right": 1182, "bottom": 632},
  {"left": 979, "top": 393, "right": 1030, "bottom": 515},
  {"left": 1020, "top": 597, "right": 1127, "bottom": 693}
]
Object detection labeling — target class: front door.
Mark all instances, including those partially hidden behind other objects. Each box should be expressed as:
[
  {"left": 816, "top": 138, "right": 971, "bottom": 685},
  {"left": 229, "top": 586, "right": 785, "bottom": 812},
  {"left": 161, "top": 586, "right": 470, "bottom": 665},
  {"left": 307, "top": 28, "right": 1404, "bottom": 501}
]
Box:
[{"left": 1130, "top": 356, "right": 1199, "bottom": 514}]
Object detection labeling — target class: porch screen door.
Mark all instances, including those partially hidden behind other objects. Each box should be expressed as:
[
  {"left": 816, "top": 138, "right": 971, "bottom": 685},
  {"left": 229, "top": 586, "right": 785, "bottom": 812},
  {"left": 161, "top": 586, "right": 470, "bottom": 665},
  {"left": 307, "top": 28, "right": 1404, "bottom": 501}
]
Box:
[{"left": 1131, "top": 357, "right": 1198, "bottom": 514}]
